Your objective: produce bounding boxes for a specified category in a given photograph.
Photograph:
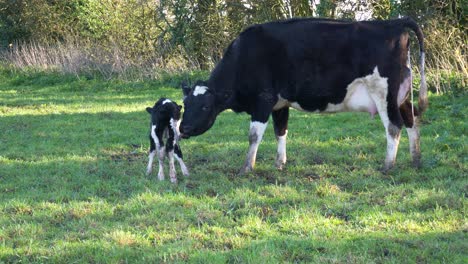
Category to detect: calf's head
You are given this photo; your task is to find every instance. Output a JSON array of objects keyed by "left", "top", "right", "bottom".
[
  {"left": 146, "top": 99, "right": 182, "bottom": 124},
  {"left": 180, "top": 81, "right": 219, "bottom": 138}
]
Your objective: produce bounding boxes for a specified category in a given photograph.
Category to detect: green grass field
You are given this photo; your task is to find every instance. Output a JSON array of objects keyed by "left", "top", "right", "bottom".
[{"left": 0, "top": 69, "right": 466, "bottom": 263}]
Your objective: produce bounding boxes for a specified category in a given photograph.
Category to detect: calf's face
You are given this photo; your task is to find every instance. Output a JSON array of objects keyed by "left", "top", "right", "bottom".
[{"left": 180, "top": 81, "right": 218, "bottom": 138}]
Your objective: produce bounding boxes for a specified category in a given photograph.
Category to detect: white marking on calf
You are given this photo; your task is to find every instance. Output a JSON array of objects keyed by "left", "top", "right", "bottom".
[
  {"left": 175, "top": 154, "right": 189, "bottom": 176},
  {"left": 193, "top": 85, "right": 209, "bottom": 96},
  {"left": 276, "top": 130, "right": 288, "bottom": 170},
  {"left": 148, "top": 124, "right": 166, "bottom": 180},
  {"left": 148, "top": 115, "right": 188, "bottom": 182},
  {"left": 241, "top": 121, "right": 268, "bottom": 173},
  {"left": 162, "top": 99, "right": 172, "bottom": 105},
  {"left": 168, "top": 151, "right": 176, "bottom": 183},
  {"left": 170, "top": 118, "right": 181, "bottom": 142},
  {"left": 157, "top": 145, "right": 166, "bottom": 181},
  {"left": 146, "top": 150, "right": 156, "bottom": 175}
]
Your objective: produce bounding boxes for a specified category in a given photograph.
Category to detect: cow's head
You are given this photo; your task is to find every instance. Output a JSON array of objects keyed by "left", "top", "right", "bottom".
[{"left": 180, "top": 80, "right": 219, "bottom": 138}]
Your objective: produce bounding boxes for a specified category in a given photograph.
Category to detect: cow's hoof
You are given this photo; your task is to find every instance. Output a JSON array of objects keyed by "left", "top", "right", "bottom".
[
  {"left": 380, "top": 164, "right": 393, "bottom": 174},
  {"left": 239, "top": 165, "right": 253, "bottom": 175},
  {"left": 412, "top": 157, "right": 422, "bottom": 169},
  {"left": 275, "top": 160, "right": 286, "bottom": 171}
]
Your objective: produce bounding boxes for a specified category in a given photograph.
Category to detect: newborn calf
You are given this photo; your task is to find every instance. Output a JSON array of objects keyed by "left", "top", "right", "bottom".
[{"left": 146, "top": 98, "right": 189, "bottom": 183}]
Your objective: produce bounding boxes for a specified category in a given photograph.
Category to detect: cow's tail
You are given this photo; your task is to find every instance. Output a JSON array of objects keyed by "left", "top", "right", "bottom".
[{"left": 402, "top": 17, "right": 428, "bottom": 114}]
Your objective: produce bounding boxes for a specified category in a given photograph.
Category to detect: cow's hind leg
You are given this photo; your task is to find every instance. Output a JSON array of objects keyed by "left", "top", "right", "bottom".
[
  {"left": 367, "top": 67, "right": 403, "bottom": 171},
  {"left": 400, "top": 101, "right": 421, "bottom": 168},
  {"left": 174, "top": 144, "right": 189, "bottom": 176},
  {"left": 272, "top": 107, "right": 289, "bottom": 170}
]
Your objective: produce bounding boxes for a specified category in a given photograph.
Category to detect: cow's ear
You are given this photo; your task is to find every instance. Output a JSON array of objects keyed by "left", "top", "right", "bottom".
[
  {"left": 146, "top": 107, "right": 153, "bottom": 114},
  {"left": 177, "top": 105, "right": 182, "bottom": 111},
  {"left": 181, "top": 82, "right": 191, "bottom": 97}
]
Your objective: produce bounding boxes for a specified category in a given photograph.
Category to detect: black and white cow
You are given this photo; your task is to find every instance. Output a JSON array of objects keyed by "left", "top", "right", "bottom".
[
  {"left": 180, "top": 17, "right": 428, "bottom": 173},
  {"left": 146, "top": 98, "right": 189, "bottom": 183}
]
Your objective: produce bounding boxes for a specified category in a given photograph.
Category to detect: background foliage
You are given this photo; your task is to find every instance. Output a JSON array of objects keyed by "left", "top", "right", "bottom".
[{"left": 0, "top": 0, "right": 466, "bottom": 89}]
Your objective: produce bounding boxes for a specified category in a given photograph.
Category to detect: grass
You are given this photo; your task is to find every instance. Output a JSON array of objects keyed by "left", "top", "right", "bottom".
[{"left": 0, "top": 68, "right": 466, "bottom": 263}]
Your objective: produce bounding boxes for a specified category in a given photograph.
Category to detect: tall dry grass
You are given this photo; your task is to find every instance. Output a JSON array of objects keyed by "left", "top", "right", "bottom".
[
  {"left": 0, "top": 38, "right": 198, "bottom": 81},
  {"left": 0, "top": 23, "right": 466, "bottom": 93},
  {"left": 421, "top": 19, "right": 467, "bottom": 93}
]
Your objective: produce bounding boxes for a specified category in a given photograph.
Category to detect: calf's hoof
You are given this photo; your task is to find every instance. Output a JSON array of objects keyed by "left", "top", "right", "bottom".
[{"left": 157, "top": 172, "right": 165, "bottom": 181}]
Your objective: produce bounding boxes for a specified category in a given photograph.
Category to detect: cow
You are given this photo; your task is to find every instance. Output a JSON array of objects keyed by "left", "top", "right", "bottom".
[
  {"left": 146, "top": 98, "right": 189, "bottom": 183},
  {"left": 180, "top": 17, "right": 428, "bottom": 174}
]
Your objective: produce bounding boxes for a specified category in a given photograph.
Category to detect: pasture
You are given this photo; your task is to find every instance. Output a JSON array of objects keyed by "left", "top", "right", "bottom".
[{"left": 0, "top": 69, "right": 466, "bottom": 263}]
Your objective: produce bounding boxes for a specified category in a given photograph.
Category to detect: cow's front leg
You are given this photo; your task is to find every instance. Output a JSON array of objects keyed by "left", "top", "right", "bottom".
[
  {"left": 272, "top": 107, "right": 289, "bottom": 170},
  {"left": 240, "top": 120, "right": 268, "bottom": 174}
]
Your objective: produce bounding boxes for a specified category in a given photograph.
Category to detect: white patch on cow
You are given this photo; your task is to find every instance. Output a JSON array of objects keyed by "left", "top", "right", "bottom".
[
  {"left": 241, "top": 121, "right": 268, "bottom": 173},
  {"left": 276, "top": 130, "right": 288, "bottom": 170},
  {"left": 273, "top": 94, "right": 306, "bottom": 112},
  {"left": 193, "top": 85, "right": 208, "bottom": 96},
  {"left": 320, "top": 67, "right": 388, "bottom": 117},
  {"left": 175, "top": 154, "right": 189, "bottom": 176},
  {"left": 146, "top": 150, "right": 156, "bottom": 175},
  {"left": 290, "top": 102, "right": 306, "bottom": 111},
  {"left": 273, "top": 94, "right": 289, "bottom": 110},
  {"left": 274, "top": 67, "right": 388, "bottom": 116},
  {"left": 398, "top": 74, "right": 411, "bottom": 106},
  {"left": 162, "top": 99, "right": 172, "bottom": 105}
]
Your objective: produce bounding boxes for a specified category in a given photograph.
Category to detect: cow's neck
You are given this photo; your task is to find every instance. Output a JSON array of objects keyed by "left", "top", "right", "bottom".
[{"left": 209, "top": 64, "right": 237, "bottom": 113}]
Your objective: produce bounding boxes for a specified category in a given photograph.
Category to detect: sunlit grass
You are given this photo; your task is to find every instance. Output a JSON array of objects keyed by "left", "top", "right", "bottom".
[{"left": 0, "top": 69, "right": 466, "bottom": 263}]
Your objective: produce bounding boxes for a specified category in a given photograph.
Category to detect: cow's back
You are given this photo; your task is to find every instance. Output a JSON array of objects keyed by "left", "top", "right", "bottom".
[{"left": 231, "top": 18, "right": 410, "bottom": 112}]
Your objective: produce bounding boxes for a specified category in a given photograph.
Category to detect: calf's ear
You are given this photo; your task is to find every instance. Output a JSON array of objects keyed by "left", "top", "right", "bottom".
[{"left": 146, "top": 107, "right": 153, "bottom": 114}]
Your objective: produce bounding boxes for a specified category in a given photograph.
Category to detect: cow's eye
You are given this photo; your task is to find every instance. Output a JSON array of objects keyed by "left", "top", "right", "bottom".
[{"left": 202, "top": 106, "right": 209, "bottom": 111}]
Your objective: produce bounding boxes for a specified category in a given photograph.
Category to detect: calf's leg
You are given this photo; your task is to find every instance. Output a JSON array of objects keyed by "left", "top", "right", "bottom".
[
  {"left": 174, "top": 144, "right": 189, "bottom": 176},
  {"left": 146, "top": 135, "right": 156, "bottom": 175},
  {"left": 157, "top": 146, "right": 166, "bottom": 180}
]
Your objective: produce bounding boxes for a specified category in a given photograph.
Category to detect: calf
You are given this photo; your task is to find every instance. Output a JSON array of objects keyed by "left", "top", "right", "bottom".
[
  {"left": 180, "top": 17, "right": 428, "bottom": 173},
  {"left": 146, "top": 98, "right": 189, "bottom": 183}
]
